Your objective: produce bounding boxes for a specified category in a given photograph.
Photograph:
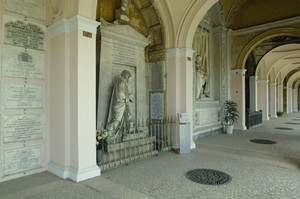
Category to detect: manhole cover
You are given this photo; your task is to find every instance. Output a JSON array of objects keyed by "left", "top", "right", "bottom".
[
  {"left": 250, "top": 139, "right": 276, "bottom": 144},
  {"left": 274, "top": 127, "right": 293, "bottom": 130},
  {"left": 285, "top": 122, "right": 300, "bottom": 125},
  {"left": 185, "top": 169, "right": 231, "bottom": 185}
]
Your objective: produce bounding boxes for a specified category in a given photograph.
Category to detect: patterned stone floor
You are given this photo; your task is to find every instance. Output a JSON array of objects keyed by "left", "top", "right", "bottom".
[{"left": 1, "top": 112, "right": 300, "bottom": 199}]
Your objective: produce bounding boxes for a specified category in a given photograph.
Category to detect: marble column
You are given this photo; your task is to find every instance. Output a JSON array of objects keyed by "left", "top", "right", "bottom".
[
  {"left": 287, "top": 87, "right": 293, "bottom": 114},
  {"left": 249, "top": 76, "right": 257, "bottom": 112},
  {"left": 166, "top": 48, "right": 195, "bottom": 150},
  {"left": 277, "top": 84, "right": 283, "bottom": 112},
  {"left": 293, "top": 88, "right": 298, "bottom": 112},
  {"left": 231, "top": 69, "right": 247, "bottom": 130},
  {"left": 270, "top": 82, "right": 277, "bottom": 118},
  {"left": 48, "top": 16, "right": 100, "bottom": 182},
  {"left": 257, "top": 80, "right": 269, "bottom": 120}
]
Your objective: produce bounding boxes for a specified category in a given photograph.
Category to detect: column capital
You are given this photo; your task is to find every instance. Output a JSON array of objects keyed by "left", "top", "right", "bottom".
[
  {"left": 231, "top": 69, "right": 247, "bottom": 75},
  {"left": 278, "top": 84, "right": 283, "bottom": 88},
  {"left": 49, "top": 15, "right": 100, "bottom": 38},
  {"left": 270, "top": 82, "right": 277, "bottom": 86},
  {"left": 250, "top": 75, "right": 258, "bottom": 80},
  {"left": 293, "top": 88, "right": 298, "bottom": 91},
  {"left": 257, "top": 79, "right": 269, "bottom": 84},
  {"left": 167, "top": 48, "right": 194, "bottom": 58}
]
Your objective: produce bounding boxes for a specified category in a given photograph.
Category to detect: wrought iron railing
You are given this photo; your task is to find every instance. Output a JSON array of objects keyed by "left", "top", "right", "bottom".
[
  {"left": 96, "top": 117, "right": 175, "bottom": 171},
  {"left": 246, "top": 110, "right": 262, "bottom": 129}
]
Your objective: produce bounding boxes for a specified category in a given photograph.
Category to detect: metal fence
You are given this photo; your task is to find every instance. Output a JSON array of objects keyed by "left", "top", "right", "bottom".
[{"left": 96, "top": 117, "right": 175, "bottom": 171}]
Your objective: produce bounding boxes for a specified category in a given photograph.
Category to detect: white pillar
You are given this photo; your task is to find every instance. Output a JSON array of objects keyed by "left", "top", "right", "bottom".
[
  {"left": 270, "top": 82, "right": 277, "bottom": 118},
  {"left": 293, "top": 88, "right": 298, "bottom": 112},
  {"left": 231, "top": 69, "right": 247, "bottom": 130},
  {"left": 287, "top": 87, "right": 293, "bottom": 114},
  {"left": 166, "top": 48, "right": 195, "bottom": 150},
  {"left": 48, "top": 16, "right": 100, "bottom": 182},
  {"left": 277, "top": 84, "right": 283, "bottom": 112},
  {"left": 257, "top": 80, "right": 269, "bottom": 120},
  {"left": 249, "top": 76, "right": 257, "bottom": 112}
]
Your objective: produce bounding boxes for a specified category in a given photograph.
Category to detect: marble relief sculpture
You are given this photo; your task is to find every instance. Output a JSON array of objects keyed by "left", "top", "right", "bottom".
[
  {"left": 195, "top": 55, "right": 209, "bottom": 99},
  {"left": 105, "top": 70, "right": 133, "bottom": 140}
]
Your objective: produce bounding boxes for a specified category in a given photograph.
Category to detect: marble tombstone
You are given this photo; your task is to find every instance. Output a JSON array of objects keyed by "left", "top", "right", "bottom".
[{"left": 97, "top": 18, "right": 150, "bottom": 134}]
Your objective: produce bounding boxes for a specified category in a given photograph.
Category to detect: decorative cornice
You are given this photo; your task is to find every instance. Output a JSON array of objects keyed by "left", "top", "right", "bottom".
[
  {"left": 231, "top": 69, "right": 247, "bottom": 75},
  {"left": 257, "top": 80, "right": 269, "bottom": 83},
  {"left": 49, "top": 15, "right": 100, "bottom": 38},
  {"left": 231, "top": 15, "right": 300, "bottom": 36},
  {"left": 167, "top": 48, "right": 195, "bottom": 58},
  {"left": 99, "top": 18, "right": 149, "bottom": 47}
]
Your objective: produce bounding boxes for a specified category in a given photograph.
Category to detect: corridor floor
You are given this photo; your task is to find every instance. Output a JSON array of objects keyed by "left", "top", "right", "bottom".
[{"left": 1, "top": 112, "right": 300, "bottom": 199}]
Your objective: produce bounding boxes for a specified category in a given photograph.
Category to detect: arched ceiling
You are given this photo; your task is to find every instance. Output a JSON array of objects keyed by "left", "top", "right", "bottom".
[
  {"left": 223, "top": 0, "right": 300, "bottom": 30},
  {"left": 256, "top": 44, "right": 300, "bottom": 86}
]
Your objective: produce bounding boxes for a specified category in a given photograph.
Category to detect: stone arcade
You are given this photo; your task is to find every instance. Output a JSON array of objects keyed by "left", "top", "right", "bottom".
[{"left": 0, "top": 0, "right": 299, "bottom": 184}]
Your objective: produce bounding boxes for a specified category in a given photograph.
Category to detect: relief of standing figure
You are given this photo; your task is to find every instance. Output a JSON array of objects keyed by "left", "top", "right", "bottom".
[
  {"left": 195, "top": 55, "right": 209, "bottom": 99},
  {"left": 106, "top": 70, "right": 133, "bottom": 141}
]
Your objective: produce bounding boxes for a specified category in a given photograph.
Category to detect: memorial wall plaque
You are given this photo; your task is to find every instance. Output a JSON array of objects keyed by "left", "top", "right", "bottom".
[
  {"left": 2, "top": 48, "right": 45, "bottom": 79},
  {"left": 3, "top": 15, "right": 46, "bottom": 51},
  {"left": 2, "top": 81, "right": 45, "bottom": 109},
  {"left": 112, "top": 43, "right": 137, "bottom": 66},
  {"left": 3, "top": 0, "right": 46, "bottom": 21},
  {"left": 3, "top": 144, "right": 43, "bottom": 176},
  {"left": 150, "top": 92, "right": 164, "bottom": 120},
  {"left": 2, "top": 113, "right": 44, "bottom": 143}
]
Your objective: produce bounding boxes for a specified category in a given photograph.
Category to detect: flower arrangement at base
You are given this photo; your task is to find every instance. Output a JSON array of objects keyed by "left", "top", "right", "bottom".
[{"left": 96, "top": 131, "right": 108, "bottom": 151}]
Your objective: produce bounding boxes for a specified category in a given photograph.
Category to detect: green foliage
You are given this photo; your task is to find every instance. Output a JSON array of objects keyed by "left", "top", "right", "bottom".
[
  {"left": 277, "top": 111, "right": 284, "bottom": 117},
  {"left": 223, "top": 100, "right": 239, "bottom": 125}
]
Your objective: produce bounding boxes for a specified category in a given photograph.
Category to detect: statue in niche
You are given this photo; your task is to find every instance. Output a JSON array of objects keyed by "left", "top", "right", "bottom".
[
  {"left": 105, "top": 70, "right": 133, "bottom": 141},
  {"left": 195, "top": 55, "right": 209, "bottom": 99},
  {"left": 114, "top": 0, "right": 130, "bottom": 25}
]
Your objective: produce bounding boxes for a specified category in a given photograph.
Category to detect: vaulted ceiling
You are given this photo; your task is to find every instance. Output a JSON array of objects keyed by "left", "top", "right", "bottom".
[{"left": 222, "top": 0, "right": 300, "bottom": 30}]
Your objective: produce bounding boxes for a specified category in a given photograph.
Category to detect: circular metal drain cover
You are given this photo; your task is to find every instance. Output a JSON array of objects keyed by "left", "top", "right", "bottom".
[
  {"left": 185, "top": 169, "right": 231, "bottom": 185},
  {"left": 285, "top": 122, "right": 300, "bottom": 125},
  {"left": 274, "top": 127, "right": 293, "bottom": 130},
  {"left": 250, "top": 139, "right": 276, "bottom": 144}
]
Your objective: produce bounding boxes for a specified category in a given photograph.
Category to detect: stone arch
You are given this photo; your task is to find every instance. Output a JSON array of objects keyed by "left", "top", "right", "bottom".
[
  {"left": 256, "top": 44, "right": 300, "bottom": 81},
  {"left": 276, "top": 62, "right": 300, "bottom": 85},
  {"left": 294, "top": 79, "right": 300, "bottom": 88},
  {"left": 236, "top": 27, "right": 300, "bottom": 69},
  {"left": 287, "top": 72, "right": 300, "bottom": 88}
]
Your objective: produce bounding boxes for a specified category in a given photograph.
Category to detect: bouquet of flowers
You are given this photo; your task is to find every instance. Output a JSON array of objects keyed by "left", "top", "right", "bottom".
[{"left": 96, "top": 131, "right": 108, "bottom": 151}]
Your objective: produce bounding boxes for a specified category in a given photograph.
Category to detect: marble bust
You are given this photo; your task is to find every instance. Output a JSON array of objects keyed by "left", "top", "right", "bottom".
[{"left": 114, "top": 0, "right": 130, "bottom": 25}]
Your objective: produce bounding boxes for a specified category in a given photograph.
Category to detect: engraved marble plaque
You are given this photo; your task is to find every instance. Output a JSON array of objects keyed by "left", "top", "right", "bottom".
[
  {"left": 2, "top": 81, "right": 45, "bottom": 109},
  {"left": 150, "top": 92, "right": 164, "bottom": 120},
  {"left": 3, "top": 144, "right": 43, "bottom": 176},
  {"left": 2, "top": 48, "right": 45, "bottom": 79},
  {"left": 3, "top": 0, "right": 46, "bottom": 21},
  {"left": 112, "top": 43, "right": 137, "bottom": 66},
  {"left": 2, "top": 113, "right": 44, "bottom": 143},
  {"left": 3, "top": 15, "right": 46, "bottom": 50}
]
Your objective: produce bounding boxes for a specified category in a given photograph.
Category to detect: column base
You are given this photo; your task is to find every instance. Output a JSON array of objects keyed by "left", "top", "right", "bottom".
[
  {"left": 48, "top": 161, "right": 101, "bottom": 182},
  {"left": 271, "top": 115, "right": 277, "bottom": 118},
  {"left": 191, "top": 141, "right": 196, "bottom": 149},
  {"left": 234, "top": 125, "right": 247, "bottom": 130}
]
